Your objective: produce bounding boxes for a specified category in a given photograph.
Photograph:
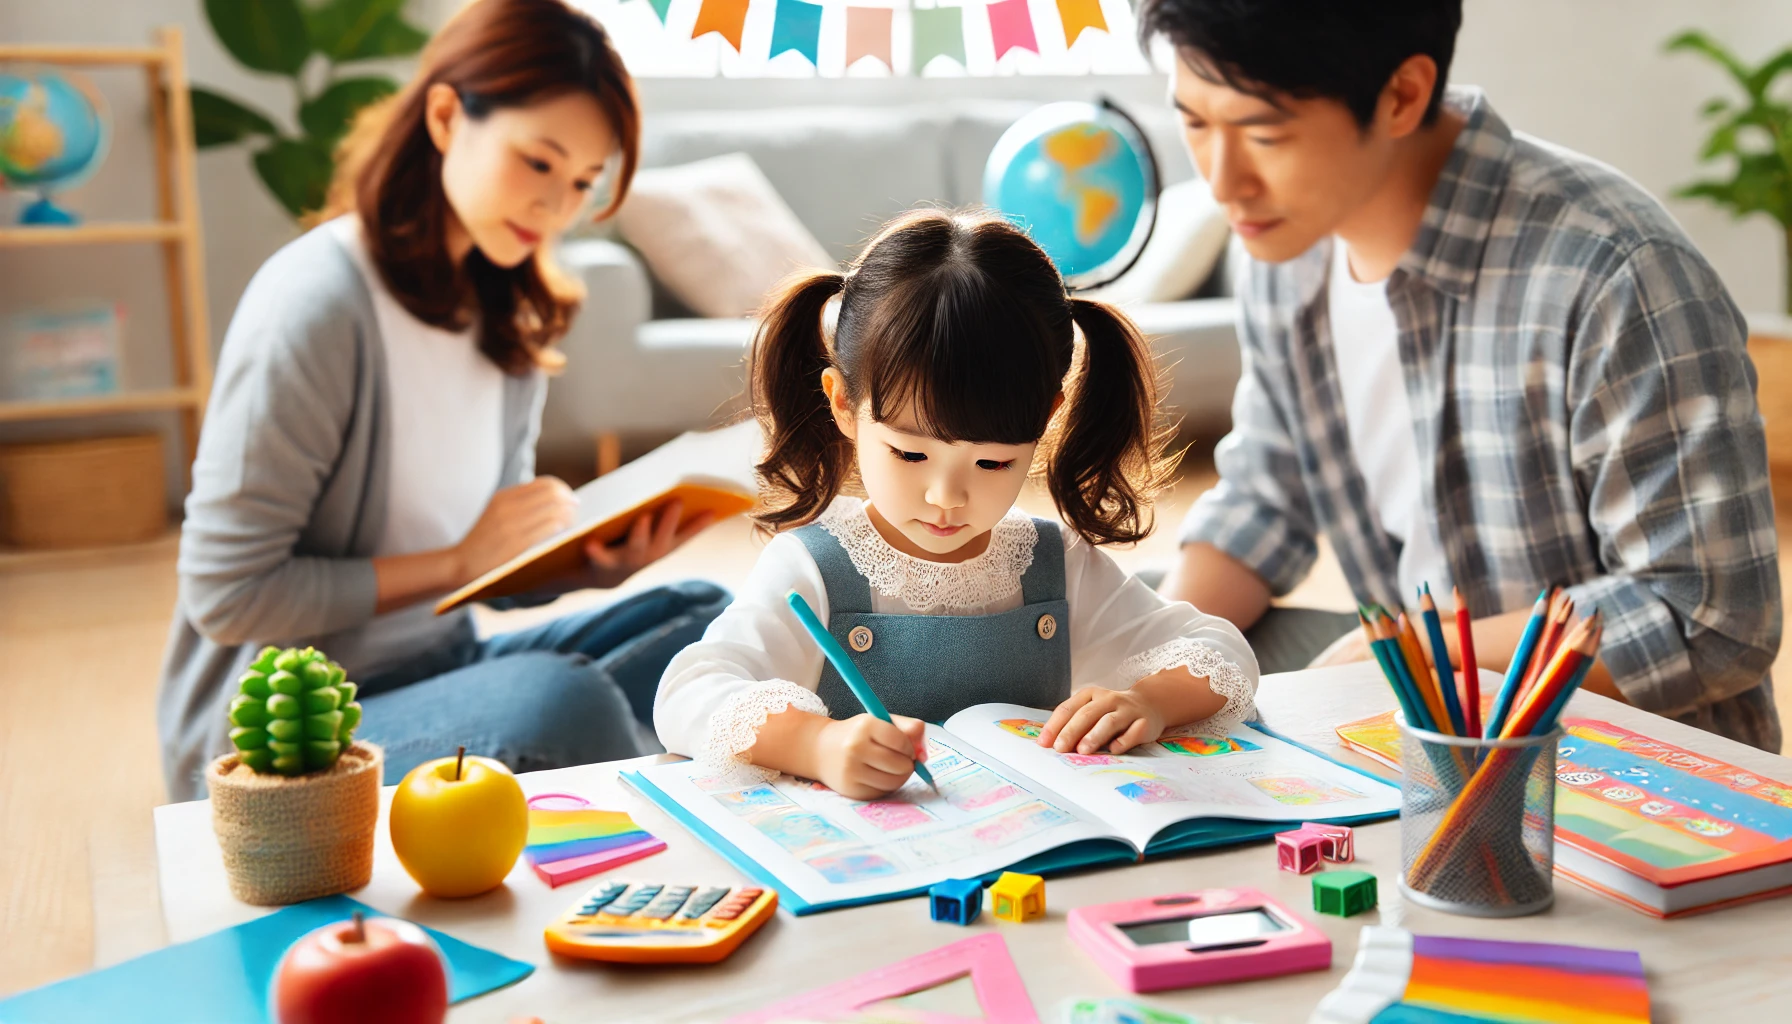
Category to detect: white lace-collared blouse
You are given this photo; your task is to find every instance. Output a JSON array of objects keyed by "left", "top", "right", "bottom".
[{"left": 653, "top": 497, "right": 1261, "bottom": 780}]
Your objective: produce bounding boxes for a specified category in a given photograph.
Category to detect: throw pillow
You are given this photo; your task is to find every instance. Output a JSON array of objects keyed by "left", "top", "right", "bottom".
[
  {"left": 615, "top": 152, "right": 834, "bottom": 319},
  {"left": 1085, "top": 176, "right": 1230, "bottom": 305}
]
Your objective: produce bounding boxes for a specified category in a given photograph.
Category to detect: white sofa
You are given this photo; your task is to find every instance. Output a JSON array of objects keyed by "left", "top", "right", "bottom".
[{"left": 538, "top": 100, "right": 1241, "bottom": 468}]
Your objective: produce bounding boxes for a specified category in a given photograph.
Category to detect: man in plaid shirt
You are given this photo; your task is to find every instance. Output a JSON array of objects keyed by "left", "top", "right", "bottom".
[{"left": 1142, "top": 0, "right": 1781, "bottom": 750}]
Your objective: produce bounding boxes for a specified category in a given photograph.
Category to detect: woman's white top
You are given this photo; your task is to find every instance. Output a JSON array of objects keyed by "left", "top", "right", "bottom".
[
  {"left": 654, "top": 497, "right": 1260, "bottom": 780},
  {"left": 1327, "top": 238, "right": 1452, "bottom": 599},
  {"left": 328, "top": 215, "right": 505, "bottom": 669}
]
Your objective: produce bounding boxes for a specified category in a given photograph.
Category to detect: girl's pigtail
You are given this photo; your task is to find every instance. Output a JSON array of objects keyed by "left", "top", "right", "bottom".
[
  {"left": 1053, "top": 297, "right": 1180, "bottom": 545},
  {"left": 749, "top": 269, "right": 850, "bottom": 531}
]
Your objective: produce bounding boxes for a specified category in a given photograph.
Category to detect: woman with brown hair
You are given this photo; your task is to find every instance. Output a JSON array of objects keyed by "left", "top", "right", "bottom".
[{"left": 157, "top": 0, "right": 725, "bottom": 801}]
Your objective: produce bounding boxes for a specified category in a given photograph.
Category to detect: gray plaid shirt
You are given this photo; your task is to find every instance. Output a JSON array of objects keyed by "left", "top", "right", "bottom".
[{"left": 1179, "top": 87, "right": 1782, "bottom": 751}]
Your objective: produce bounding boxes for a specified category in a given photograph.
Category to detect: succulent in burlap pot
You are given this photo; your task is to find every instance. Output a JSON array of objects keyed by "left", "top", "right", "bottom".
[{"left": 207, "top": 645, "right": 381, "bottom": 905}]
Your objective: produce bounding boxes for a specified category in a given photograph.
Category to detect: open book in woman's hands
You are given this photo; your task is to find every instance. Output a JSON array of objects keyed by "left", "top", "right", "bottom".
[{"left": 434, "top": 420, "right": 760, "bottom": 613}]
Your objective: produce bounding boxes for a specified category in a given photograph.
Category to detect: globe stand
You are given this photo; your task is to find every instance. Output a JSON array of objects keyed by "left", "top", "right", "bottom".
[{"left": 19, "top": 195, "right": 79, "bottom": 226}]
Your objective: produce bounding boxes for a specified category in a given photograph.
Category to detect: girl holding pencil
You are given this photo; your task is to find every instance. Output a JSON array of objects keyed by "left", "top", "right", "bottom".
[{"left": 653, "top": 210, "right": 1258, "bottom": 799}]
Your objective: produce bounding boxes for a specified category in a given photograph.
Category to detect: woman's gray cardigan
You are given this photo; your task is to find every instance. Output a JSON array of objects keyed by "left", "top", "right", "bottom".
[{"left": 157, "top": 226, "right": 545, "bottom": 802}]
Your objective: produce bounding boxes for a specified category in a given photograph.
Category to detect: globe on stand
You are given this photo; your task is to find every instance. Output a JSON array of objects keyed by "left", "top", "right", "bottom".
[
  {"left": 983, "top": 98, "right": 1159, "bottom": 291},
  {"left": 0, "top": 69, "right": 111, "bottom": 226}
]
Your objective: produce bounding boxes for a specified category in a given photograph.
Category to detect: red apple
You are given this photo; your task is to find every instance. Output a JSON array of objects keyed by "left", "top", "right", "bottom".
[{"left": 273, "top": 911, "right": 449, "bottom": 1024}]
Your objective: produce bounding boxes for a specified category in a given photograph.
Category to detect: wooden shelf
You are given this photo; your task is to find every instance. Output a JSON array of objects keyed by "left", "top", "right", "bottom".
[
  {"left": 0, "top": 222, "right": 185, "bottom": 248},
  {"left": 0, "top": 389, "right": 202, "bottom": 423},
  {"left": 0, "top": 45, "right": 165, "bottom": 66}
]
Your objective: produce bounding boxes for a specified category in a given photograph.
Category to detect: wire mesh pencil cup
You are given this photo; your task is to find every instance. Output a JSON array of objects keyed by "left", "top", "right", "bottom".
[{"left": 1396, "top": 716, "right": 1559, "bottom": 917}]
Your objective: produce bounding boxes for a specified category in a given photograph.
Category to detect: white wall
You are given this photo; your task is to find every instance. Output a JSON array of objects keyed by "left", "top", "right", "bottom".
[{"left": 2, "top": 0, "right": 1789, "bottom": 504}]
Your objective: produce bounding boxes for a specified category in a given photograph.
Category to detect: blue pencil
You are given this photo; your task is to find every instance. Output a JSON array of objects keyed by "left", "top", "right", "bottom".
[
  {"left": 1419, "top": 585, "right": 1468, "bottom": 736},
  {"left": 785, "top": 591, "right": 938, "bottom": 792},
  {"left": 1537, "top": 616, "right": 1603, "bottom": 733},
  {"left": 1485, "top": 589, "right": 1550, "bottom": 738}
]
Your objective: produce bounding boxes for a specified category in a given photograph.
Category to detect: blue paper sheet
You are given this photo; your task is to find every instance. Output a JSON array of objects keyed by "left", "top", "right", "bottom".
[{"left": 0, "top": 895, "right": 533, "bottom": 1024}]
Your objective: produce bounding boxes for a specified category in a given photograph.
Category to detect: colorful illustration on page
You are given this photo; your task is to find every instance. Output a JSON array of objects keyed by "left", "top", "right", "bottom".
[
  {"left": 971, "top": 800, "right": 1075, "bottom": 846},
  {"left": 713, "top": 784, "right": 795, "bottom": 816},
  {"left": 1249, "top": 774, "right": 1364, "bottom": 806},
  {"left": 1060, "top": 752, "right": 1125, "bottom": 767},
  {"left": 854, "top": 800, "right": 937, "bottom": 832},
  {"left": 1116, "top": 778, "right": 1189, "bottom": 804},
  {"left": 806, "top": 849, "right": 900, "bottom": 883},
  {"left": 997, "top": 719, "right": 1046, "bottom": 740},
  {"left": 940, "top": 766, "right": 1024, "bottom": 811},
  {"left": 1157, "top": 735, "right": 1260, "bottom": 758},
  {"left": 754, "top": 811, "right": 856, "bottom": 856}
]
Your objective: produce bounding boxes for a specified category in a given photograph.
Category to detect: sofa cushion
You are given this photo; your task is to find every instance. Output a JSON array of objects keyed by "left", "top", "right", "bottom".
[
  {"left": 640, "top": 107, "right": 955, "bottom": 262},
  {"left": 615, "top": 152, "right": 834, "bottom": 319}
]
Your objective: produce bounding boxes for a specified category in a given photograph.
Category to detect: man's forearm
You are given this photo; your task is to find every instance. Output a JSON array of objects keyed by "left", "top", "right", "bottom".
[
  {"left": 1159, "top": 542, "right": 1273, "bottom": 632},
  {"left": 1435, "top": 606, "right": 1623, "bottom": 704}
]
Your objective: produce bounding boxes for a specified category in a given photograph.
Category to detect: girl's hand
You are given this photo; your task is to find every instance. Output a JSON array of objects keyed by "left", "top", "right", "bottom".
[
  {"left": 1039, "top": 687, "right": 1166, "bottom": 755},
  {"left": 453, "top": 477, "right": 578, "bottom": 582},
  {"left": 583, "top": 499, "right": 715, "bottom": 589},
  {"left": 814, "top": 713, "right": 928, "bottom": 800}
]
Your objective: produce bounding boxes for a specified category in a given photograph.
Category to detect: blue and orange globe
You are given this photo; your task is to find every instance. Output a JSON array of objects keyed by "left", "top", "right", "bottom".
[
  {"left": 0, "top": 69, "right": 109, "bottom": 225},
  {"left": 983, "top": 100, "right": 1158, "bottom": 289}
]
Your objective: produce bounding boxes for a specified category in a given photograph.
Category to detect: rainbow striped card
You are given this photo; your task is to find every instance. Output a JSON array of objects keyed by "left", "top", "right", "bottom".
[
  {"left": 1314, "top": 926, "right": 1649, "bottom": 1023},
  {"left": 526, "top": 795, "right": 666, "bottom": 887}
]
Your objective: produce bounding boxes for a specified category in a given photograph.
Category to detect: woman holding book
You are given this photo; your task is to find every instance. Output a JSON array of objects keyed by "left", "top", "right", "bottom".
[{"left": 157, "top": 0, "right": 725, "bottom": 801}]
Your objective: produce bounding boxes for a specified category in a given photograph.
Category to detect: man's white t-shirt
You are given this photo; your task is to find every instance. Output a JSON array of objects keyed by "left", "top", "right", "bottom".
[
  {"left": 1327, "top": 239, "right": 1452, "bottom": 600},
  {"left": 328, "top": 215, "right": 505, "bottom": 668}
]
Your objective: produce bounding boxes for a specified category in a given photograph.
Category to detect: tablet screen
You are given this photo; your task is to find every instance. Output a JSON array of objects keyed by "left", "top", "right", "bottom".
[{"left": 1117, "top": 908, "right": 1287, "bottom": 948}]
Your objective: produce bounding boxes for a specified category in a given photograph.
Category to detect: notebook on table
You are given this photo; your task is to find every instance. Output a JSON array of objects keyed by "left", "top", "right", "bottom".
[
  {"left": 435, "top": 420, "right": 759, "bottom": 613},
  {"left": 624, "top": 701, "right": 1401, "bottom": 915},
  {"left": 1336, "top": 711, "right": 1792, "bottom": 916}
]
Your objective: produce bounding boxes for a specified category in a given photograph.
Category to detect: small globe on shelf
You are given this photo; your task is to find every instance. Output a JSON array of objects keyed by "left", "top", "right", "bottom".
[
  {"left": 983, "top": 98, "right": 1160, "bottom": 291},
  {"left": 0, "top": 68, "right": 110, "bottom": 226}
]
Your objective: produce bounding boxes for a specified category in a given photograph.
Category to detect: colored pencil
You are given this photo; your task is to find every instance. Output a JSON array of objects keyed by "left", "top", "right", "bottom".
[
  {"left": 1420, "top": 585, "right": 1467, "bottom": 736},
  {"left": 1454, "top": 585, "right": 1481, "bottom": 737},
  {"left": 1376, "top": 610, "right": 1442, "bottom": 733},
  {"left": 1537, "top": 638, "right": 1600, "bottom": 732},
  {"left": 1396, "top": 611, "right": 1454, "bottom": 735},
  {"left": 786, "top": 591, "right": 938, "bottom": 792},
  {"left": 1366, "top": 615, "right": 1431, "bottom": 732},
  {"left": 1506, "top": 614, "right": 1601, "bottom": 739},
  {"left": 1521, "top": 592, "right": 1573, "bottom": 697},
  {"left": 1361, "top": 612, "right": 1424, "bottom": 729},
  {"left": 1485, "top": 589, "right": 1550, "bottom": 737}
]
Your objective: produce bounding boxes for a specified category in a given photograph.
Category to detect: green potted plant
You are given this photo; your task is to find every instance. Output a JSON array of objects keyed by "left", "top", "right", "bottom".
[
  {"left": 189, "top": 0, "right": 431, "bottom": 218},
  {"left": 206, "top": 645, "right": 382, "bottom": 906},
  {"left": 1664, "top": 30, "right": 1792, "bottom": 316}
]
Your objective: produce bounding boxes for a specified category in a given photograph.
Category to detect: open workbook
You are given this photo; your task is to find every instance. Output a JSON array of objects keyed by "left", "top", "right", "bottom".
[
  {"left": 436, "top": 421, "right": 760, "bottom": 613},
  {"left": 624, "top": 702, "right": 1400, "bottom": 914}
]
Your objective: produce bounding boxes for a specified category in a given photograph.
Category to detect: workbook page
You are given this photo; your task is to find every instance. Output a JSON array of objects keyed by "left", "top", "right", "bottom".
[
  {"left": 632, "top": 725, "right": 1121, "bottom": 908},
  {"left": 944, "top": 703, "right": 1402, "bottom": 851}
]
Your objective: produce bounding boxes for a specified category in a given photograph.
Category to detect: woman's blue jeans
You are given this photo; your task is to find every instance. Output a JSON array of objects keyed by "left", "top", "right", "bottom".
[{"left": 355, "top": 580, "right": 728, "bottom": 783}]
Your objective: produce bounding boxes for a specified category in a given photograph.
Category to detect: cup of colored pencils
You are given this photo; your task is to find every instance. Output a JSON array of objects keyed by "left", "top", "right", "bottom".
[{"left": 1357, "top": 585, "right": 1603, "bottom": 918}]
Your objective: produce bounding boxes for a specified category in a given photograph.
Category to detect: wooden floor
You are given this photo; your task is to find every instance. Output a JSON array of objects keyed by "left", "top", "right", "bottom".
[{"left": 2, "top": 460, "right": 1788, "bottom": 997}]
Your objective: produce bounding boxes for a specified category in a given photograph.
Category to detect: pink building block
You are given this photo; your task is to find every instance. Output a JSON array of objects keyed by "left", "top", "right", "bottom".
[
  {"left": 1275, "top": 829, "right": 1325, "bottom": 874},
  {"left": 1300, "top": 822, "right": 1355, "bottom": 863}
]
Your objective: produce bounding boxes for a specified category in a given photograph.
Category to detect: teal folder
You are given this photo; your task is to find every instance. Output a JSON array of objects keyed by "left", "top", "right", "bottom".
[{"left": 0, "top": 895, "right": 532, "bottom": 1024}]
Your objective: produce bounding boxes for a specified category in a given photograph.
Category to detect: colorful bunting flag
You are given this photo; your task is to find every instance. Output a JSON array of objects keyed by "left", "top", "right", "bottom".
[
  {"left": 987, "top": 0, "right": 1039, "bottom": 61},
  {"left": 641, "top": 0, "right": 673, "bottom": 25},
  {"left": 1055, "top": 0, "right": 1107, "bottom": 48},
  {"left": 769, "top": 0, "right": 825, "bottom": 65},
  {"left": 691, "top": 0, "right": 751, "bottom": 52},
  {"left": 910, "top": 6, "right": 966, "bottom": 73},
  {"left": 844, "top": 6, "right": 894, "bottom": 71}
]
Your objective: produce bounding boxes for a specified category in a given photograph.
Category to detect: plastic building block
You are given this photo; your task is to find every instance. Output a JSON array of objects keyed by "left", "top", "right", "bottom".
[
  {"left": 1312, "top": 869, "right": 1378, "bottom": 917},
  {"left": 989, "top": 871, "right": 1045, "bottom": 922},
  {"left": 1276, "top": 829, "right": 1326, "bottom": 874},
  {"left": 929, "top": 878, "right": 984, "bottom": 925},
  {"left": 1300, "top": 822, "right": 1355, "bottom": 862}
]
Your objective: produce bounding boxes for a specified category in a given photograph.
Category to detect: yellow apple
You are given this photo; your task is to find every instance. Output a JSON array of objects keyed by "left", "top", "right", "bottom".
[{"left": 389, "top": 751, "right": 527, "bottom": 898}]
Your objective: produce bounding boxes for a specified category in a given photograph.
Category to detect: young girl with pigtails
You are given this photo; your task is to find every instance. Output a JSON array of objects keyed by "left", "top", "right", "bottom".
[{"left": 653, "top": 209, "right": 1258, "bottom": 799}]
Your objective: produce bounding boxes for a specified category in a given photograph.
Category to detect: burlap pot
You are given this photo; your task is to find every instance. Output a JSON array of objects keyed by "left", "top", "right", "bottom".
[{"left": 207, "top": 741, "right": 384, "bottom": 906}]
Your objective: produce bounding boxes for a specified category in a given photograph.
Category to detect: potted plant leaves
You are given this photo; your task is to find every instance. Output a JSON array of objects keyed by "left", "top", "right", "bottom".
[{"left": 206, "top": 645, "right": 382, "bottom": 905}]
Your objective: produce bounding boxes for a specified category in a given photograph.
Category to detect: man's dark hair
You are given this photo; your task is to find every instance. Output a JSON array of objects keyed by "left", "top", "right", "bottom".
[{"left": 1138, "top": 0, "right": 1463, "bottom": 129}]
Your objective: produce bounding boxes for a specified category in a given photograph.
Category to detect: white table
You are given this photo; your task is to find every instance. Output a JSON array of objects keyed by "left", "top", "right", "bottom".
[{"left": 155, "top": 664, "right": 1792, "bottom": 1022}]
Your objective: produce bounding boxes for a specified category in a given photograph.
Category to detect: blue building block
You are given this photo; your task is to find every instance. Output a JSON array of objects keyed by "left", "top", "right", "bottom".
[{"left": 929, "top": 878, "right": 984, "bottom": 925}]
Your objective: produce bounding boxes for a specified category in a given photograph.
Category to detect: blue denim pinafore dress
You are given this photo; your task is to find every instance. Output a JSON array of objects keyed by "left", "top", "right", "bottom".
[{"left": 792, "top": 517, "right": 1071, "bottom": 724}]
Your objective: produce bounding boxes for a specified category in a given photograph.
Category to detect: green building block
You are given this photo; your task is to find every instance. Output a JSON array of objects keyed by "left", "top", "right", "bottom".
[{"left": 1312, "top": 869, "right": 1378, "bottom": 917}]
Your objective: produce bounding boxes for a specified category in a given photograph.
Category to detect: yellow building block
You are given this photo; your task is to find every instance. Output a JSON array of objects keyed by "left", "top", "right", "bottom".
[{"left": 989, "top": 871, "right": 1045, "bottom": 922}]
